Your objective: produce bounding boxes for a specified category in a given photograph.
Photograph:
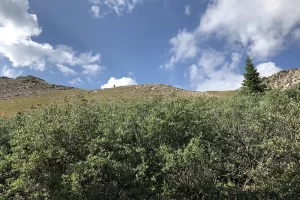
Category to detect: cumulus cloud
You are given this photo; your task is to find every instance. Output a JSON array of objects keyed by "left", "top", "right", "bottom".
[
  {"left": 90, "top": 5, "right": 100, "bottom": 18},
  {"left": 161, "top": 29, "right": 199, "bottom": 69},
  {"left": 69, "top": 77, "right": 83, "bottom": 85},
  {"left": 82, "top": 64, "right": 105, "bottom": 76},
  {"left": 57, "top": 64, "right": 78, "bottom": 76},
  {"left": 1, "top": 65, "right": 22, "bottom": 78},
  {"left": 256, "top": 62, "right": 282, "bottom": 77},
  {"left": 189, "top": 50, "right": 243, "bottom": 91},
  {"left": 199, "top": 0, "right": 300, "bottom": 60},
  {"left": 185, "top": 5, "right": 191, "bottom": 16},
  {"left": 195, "top": 69, "right": 244, "bottom": 91},
  {"left": 198, "top": 49, "right": 225, "bottom": 73},
  {"left": 164, "top": 0, "right": 300, "bottom": 69},
  {"left": 89, "top": 0, "right": 144, "bottom": 16},
  {"left": 101, "top": 77, "right": 137, "bottom": 89},
  {"left": 0, "top": 0, "right": 101, "bottom": 72},
  {"left": 162, "top": 0, "right": 300, "bottom": 91}
]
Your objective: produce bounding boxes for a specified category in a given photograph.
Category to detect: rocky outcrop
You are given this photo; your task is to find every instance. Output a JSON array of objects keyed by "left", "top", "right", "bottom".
[
  {"left": 265, "top": 68, "right": 300, "bottom": 89},
  {"left": 133, "top": 84, "right": 185, "bottom": 94},
  {"left": 0, "top": 75, "right": 74, "bottom": 100},
  {"left": 97, "top": 84, "right": 204, "bottom": 97}
]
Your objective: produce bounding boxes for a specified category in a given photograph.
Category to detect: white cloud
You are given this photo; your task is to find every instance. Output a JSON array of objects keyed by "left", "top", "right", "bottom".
[
  {"left": 198, "top": 49, "right": 225, "bottom": 73},
  {"left": 163, "top": 0, "right": 300, "bottom": 67},
  {"left": 185, "top": 5, "right": 191, "bottom": 16},
  {"left": 189, "top": 50, "right": 244, "bottom": 91},
  {"left": 227, "top": 52, "right": 241, "bottom": 70},
  {"left": 101, "top": 77, "right": 137, "bottom": 89},
  {"left": 161, "top": 29, "right": 199, "bottom": 69},
  {"left": 89, "top": 0, "right": 144, "bottom": 16},
  {"left": 1, "top": 65, "right": 22, "bottom": 78},
  {"left": 292, "top": 29, "right": 300, "bottom": 40},
  {"left": 199, "top": 0, "right": 300, "bottom": 60},
  {"left": 69, "top": 77, "right": 83, "bottom": 85},
  {"left": 91, "top": 5, "right": 100, "bottom": 18},
  {"left": 57, "top": 64, "right": 78, "bottom": 76},
  {"left": 162, "top": 0, "right": 300, "bottom": 91},
  {"left": 196, "top": 69, "right": 244, "bottom": 91},
  {"left": 189, "top": 64, "right": 202, "bottom": 88},
  {"left": 82, "top": 64, "right": 105, "bottom": 75},
  {"left": 189, "top": 64, "right": 243, "bottom": 91},
  {"left": 0, "top": 0, "right": 101, "bottom": 71},
  {"left": 89, "top": 0, "right": 101, "bottom": 3},
  {"left": 256, "top": 62, "right": 282, "bottom": 77}
]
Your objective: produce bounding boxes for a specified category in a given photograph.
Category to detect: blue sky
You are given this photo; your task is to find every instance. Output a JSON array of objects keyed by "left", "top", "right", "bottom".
[{"left": 1, "top": 0, "right": 300, "bottom": 91}]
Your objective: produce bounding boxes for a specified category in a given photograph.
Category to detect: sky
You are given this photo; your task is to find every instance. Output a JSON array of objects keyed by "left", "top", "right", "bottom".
[{"left": 0, "top": 0, "right": 300, "bottom": 91}]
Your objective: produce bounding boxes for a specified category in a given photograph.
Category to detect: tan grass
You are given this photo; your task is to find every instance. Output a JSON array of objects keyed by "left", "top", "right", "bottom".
[{"left": 0, "top": 85, "right": 236, "bottom": 117}]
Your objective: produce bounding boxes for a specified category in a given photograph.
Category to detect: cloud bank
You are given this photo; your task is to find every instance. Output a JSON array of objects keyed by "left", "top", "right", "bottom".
[
  {"left": 101, "top": 77, "right": 137, "bottom": 89},
  {"left": 0, "top": 0, "right": 102, "bottom": 75},
  {"left": 162, "top": 0, "right": 298, "bottom": 91}
]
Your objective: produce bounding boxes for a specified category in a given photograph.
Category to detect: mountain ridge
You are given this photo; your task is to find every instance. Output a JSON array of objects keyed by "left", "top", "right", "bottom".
[
  {"left": 1, "top": 67, "right": 300, "bottom": 100},
  {"left": 264, "top": 68, "right": 300, "bottom": 89},
  {"left": 0, "top": 75, "right": 75, "bottom": 100}
]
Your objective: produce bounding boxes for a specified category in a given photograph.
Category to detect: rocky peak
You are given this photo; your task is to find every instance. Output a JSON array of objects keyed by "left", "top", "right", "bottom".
[
  {"left": 265, "top": 68, "right": 300, "bottom": 89},
  {"left": 0, "top": 75, "right": 74, "bottom": 100}
]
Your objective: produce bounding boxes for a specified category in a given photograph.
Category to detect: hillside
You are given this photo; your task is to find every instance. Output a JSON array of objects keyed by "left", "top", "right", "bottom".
[
  {"left": 264, "top": 68, "right": 300, "bottom": 89},
  {"left": 0, "top": 76, "right": 208, "bottom": 117},
  {"left": 2, "top": 67, "right": 300, "bottom": 117},
  {"left": 0, "top": 75, "right": 75, "bottom": 100}
]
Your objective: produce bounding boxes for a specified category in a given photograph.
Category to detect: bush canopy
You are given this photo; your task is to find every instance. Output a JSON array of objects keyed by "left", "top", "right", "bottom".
[{"left": 1, "top": 88, "right": 300, "bottom": 199}]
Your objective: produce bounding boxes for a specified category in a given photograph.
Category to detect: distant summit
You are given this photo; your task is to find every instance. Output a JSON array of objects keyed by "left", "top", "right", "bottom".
[
  {"left": 2, "top": 68, "right": 300, "bottom": 101},
  {"left": 0, "top": 75, "right": 74, "bottom": 99}
]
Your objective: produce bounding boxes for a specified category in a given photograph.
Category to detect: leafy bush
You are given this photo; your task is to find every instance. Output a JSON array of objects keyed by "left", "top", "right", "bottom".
[{"left": 1, "top": 89, "right": 300, "bottom": 199}]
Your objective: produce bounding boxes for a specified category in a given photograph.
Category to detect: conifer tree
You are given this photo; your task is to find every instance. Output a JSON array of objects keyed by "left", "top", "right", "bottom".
[{"left": 241, "top": 56, "right": 265, "bottom": 93}]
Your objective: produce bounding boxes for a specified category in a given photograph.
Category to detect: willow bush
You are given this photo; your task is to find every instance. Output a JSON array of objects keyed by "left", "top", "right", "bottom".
[{"left": 1, "top": 88, "right": 300, "bottom": 199}]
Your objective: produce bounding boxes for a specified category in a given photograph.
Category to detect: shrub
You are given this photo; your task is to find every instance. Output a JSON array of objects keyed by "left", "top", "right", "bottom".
[{"left": 1, "top": 90, "right": 300, "bottom": 199}]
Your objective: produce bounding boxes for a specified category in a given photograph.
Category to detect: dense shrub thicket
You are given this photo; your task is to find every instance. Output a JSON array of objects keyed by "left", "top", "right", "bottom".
[{"left": 1, "top": 88, "right": 300, "bottom": 199}]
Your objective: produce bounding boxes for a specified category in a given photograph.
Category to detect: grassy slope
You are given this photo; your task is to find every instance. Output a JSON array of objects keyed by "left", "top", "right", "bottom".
[{"left": 0, "top": 85, "right": 236, "bottom": 117}]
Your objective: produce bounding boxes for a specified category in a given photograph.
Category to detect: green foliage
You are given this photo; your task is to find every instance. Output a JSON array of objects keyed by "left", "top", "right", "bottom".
[
  {"left": 241, "top": 56, "right": 265, "bottom": 93},
  {"left": 285, "top": 84, "right": 300, "bottom": 101},
  {"left": 1, "top": 89, "right": 300, "bottom": 199}
]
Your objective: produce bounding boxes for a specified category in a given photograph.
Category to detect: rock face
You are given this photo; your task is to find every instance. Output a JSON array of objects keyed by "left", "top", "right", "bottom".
[
  {"left": 0, "top": 75, "right": 74, "bottom": 99},
  {"left": 265, "top": 68, "right": 300, "bottom": 89}
]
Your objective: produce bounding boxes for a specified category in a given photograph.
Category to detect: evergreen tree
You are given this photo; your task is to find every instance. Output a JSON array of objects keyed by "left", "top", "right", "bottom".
[{"left": 241, "top": 56, "right": 265, "bottom": 93}]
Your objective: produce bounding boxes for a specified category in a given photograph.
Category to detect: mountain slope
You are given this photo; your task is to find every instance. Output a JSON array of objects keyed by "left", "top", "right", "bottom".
[
  {"left": 0, "top": 75, "right": 74, "bottom": 99},
  {"left": 0, "top": 76, "right": 230, "bottom": 117},
  {"left": 264, "top": 68, "right": 300, "bottom": 89}
]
